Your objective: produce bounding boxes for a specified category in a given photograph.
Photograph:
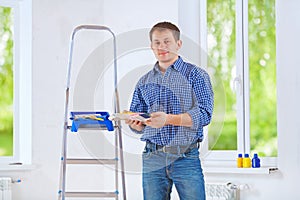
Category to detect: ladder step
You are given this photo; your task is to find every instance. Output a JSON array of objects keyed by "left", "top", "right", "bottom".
[
  {"left": 65, "top": 191, "right": 118, "bottom": 198},
  {"left": 66, "top": 158, "right": 117, "bottom": 165},
  {"left": 67, "top": 125, "right": 108, "bottom": 131},
  {"left": 67, "top": 125, "right": 119, "bottom": 131}
]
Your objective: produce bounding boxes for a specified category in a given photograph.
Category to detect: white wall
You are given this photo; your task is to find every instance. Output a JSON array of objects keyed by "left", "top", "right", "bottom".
[{"left": 0, "top": 0, "right": 299, "bottom": 199}]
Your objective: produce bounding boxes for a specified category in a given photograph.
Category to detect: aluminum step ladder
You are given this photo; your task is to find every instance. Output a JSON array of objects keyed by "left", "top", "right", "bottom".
[{"left": 58, "top": 25, "right": 126, "bottom": 200}]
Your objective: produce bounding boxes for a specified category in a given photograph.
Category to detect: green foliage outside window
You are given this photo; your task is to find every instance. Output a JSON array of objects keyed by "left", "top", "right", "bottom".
[
  {"left": 207, "top": 0, "right": 237, "bottom": 151},
  {"left": 248, "top": 0, "right": 277, "bottom": 156},
  {"left": 0, "top": 6, "right": 13, "bottom": 156}
]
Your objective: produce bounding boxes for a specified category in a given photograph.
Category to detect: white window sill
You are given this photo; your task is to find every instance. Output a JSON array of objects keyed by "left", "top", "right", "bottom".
[
  {"left": 202, "top": 156, "right": 278, "bottom": 175},
  {"left": 203, "top": 166, "right": 278, "bottom": 174},
  {"left": 0, "top": 164, "right": 36, "bottom": 171}
]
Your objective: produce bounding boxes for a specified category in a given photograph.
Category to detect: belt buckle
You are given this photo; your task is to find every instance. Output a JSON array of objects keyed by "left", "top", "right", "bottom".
[{"left": 162, "top": 146, "right": 176, "bottom": 154}]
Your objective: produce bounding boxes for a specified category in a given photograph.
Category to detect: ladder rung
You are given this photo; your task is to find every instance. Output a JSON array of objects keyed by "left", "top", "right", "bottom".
[
  {"left": 66, "top": 158, "right": 117, "bottom": 165},
  {"left": 65, "top": 191, "right": 118, "bottom": 198}
]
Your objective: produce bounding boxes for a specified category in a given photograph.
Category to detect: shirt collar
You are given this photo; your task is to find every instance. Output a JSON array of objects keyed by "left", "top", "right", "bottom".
[{"left": 153, "top": 56, "right": 184, "bottom": 73}]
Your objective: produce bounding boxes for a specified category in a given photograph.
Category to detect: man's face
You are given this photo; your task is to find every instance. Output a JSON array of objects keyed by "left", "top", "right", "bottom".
[{"left": 150, "top": 29, "right": 182, "bottom": 65}]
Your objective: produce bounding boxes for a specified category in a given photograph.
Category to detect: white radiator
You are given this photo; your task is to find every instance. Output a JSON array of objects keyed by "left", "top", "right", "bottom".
[
  {"left": 0, "top": 178, "right": 12, "bottom": 200},
  {"left": 206, "top": 182, "right": 239, "bottom": 200}
]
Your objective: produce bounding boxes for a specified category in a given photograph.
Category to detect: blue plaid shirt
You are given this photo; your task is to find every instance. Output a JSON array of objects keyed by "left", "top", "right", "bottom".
[{"left": 129, "top": 56, "right": 214, "bottom": 145}]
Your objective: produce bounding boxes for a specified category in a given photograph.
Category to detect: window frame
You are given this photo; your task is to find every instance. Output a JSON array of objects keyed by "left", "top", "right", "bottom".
[
  {"left": 0, "top": 0, "right": 32, "bottom": 165},
  {"left": 201, "top": 0, "right": 277, "bottom": 166}
]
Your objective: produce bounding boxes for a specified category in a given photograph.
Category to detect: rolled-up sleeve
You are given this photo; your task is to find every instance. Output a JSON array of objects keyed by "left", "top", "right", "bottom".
[{"left": 188, "top": 69, "right": 214, "bottom": 130}]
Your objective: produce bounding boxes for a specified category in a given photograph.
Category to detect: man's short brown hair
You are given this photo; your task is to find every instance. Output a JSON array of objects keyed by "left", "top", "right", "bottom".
[{"left": 149, "top": 22, "right": 180, "bottom": 41}]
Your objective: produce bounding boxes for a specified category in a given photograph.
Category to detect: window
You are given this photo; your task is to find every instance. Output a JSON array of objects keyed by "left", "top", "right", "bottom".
[
  {"left": 203, "top": 0, "right": 277, "bottom": 162},
  {"left": 0, "top": 0, "right": 32, "bottom": 164}
]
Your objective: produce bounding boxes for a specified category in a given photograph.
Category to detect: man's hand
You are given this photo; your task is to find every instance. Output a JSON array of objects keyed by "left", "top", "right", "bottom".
[
  {"left": 145, "top": 112, "right": 167, "bottom": 128},
  {"left": 125, "top": 119, "right": 145, "bottom": 131}
]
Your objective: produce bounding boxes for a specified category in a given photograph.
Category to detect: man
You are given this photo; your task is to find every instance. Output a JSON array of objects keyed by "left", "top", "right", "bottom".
[{"left": 126, "top": 21, "right": 214, "bottom": 200}]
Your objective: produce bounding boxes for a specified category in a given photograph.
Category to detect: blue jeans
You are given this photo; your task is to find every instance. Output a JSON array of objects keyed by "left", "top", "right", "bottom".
[{"left": 142, "top": 146, "right": 206, "bottom": 200}]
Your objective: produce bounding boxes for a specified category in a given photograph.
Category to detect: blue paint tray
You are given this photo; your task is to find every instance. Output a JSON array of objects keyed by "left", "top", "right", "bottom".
[{"left": 70, "top": 111, "right": 114, "bottom": 132}]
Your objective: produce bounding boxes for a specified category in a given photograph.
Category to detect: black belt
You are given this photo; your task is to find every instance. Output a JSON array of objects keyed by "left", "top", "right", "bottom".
[{"left": 146, "top": 142, "right": 199, "bottom": 154}]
